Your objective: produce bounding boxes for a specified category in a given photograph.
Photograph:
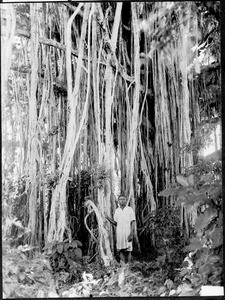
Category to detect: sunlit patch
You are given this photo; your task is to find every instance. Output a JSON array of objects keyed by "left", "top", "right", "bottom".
[
  {"left": 202, "top": 124, "right": 221, "bottom": 157},
  {"left": 202, "top": 144, "right": 215, "bottom": 157}
]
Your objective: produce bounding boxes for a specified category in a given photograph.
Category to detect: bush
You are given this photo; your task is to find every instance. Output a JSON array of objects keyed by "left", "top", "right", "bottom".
[
  {"left": 159, "top": 160, "right": 223, "bottom": 288},
  {"left": 3, "top": 246, "right": 57, "bottom": 298},
  {"left": 43, "top": 239, "right": 84, "bottom": 286}
]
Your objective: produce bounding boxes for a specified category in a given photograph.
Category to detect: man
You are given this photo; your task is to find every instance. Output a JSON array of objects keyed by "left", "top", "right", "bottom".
[{"left": 106, "top": 194, "right": 136, "bottom": 264}]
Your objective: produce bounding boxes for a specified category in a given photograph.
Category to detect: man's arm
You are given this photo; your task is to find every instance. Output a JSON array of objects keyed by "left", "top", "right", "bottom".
[
  {"left": 130, "top": 220, "right": 135, "bottom": 235},
  {"left": 128, "top": 220, "right": 136, "bottom": 241},
  {"left": 105, "top": 215, "right": 117, "bottom": 226}
]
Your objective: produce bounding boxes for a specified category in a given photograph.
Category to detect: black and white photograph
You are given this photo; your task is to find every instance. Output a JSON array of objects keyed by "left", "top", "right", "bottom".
[{"left": 1, "top": 1, "right": 223, "bottom": 298}]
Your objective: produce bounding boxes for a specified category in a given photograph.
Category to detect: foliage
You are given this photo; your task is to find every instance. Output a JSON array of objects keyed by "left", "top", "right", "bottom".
[
  {"left": 66, "top": 170, "right": 92, "bottom": 242},
  {"left": 46, "top": 170, "right": 60, "bottom": 189},
  {"left": 11, "top": 176, "right": 28, "bottom": 224},
  {"left": 91, "top": 164, "right": 111, "bottom": 190},
  {"left": 43, "top": 239, "right": 84, "bottom": 286},
  {"left": 3, "top": 174, "right": 28, "bottom": 226},
  {"left": 2, "top": 175, "right": 30, "bottom": 248},
  {"left": 60, "top": 260, "right": 200, "bottom": 297},
  {"left": 2, "top": 176, "right": 14, "bottom": 222},
  {"left": 61, "top": 263, "right": 170, "bottom": 297},
  {"left": 185, "top": 159, "right": 222, "bottom": 177},
  {"left": 177, "top": 247, "right": 223, "bottom": 290},
  {"left": 68, "top": 170, "right": 91, "bottom": 197},
  {"left": 181, "top": 195, "right": 223, "bottom": 288},
  {"left": 159, "top": 157, "right": 223, "bottom": 290},
  {"left": 182, "top": 124, "right": 215, "bottom": 155},
  {"left": 4, "top": 218, "right": 31, "bottom": 248},
  {"left": 159, "top": 160, "right": 222, "bottom": 207},
  {"left": 141, "top": 2, "right": 219, "bottom": 55},
  {"left": 140, "top": 205, "right": 187, "bottom": 266},
  {"left": 159, "top": 164, "right": 222, "bottom": 245},
  {"left": 3, "top": 245, "right": 58, "bottom": 298},
  {"left": 3, "top": 244, "right": 209, "bottom": 298},
  {"left": 196, "top": 1, "right": 220, "bottom": 60}
]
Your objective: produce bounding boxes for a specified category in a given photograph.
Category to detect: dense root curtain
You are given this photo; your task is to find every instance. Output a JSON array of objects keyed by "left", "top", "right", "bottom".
[
  {"left": 47, "top": 3, "right": 91, "bottom": 243},
  {"left": 94, "top": 2, "right": 122, "bottom": 262},
  {"left": 147, "top": 2, "right": 195, "bottom": 236}
]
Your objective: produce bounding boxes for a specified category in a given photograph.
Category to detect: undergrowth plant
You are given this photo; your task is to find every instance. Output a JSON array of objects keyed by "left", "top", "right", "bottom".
[
  {"left": 159, "top": 158, "right": 223, "bottom": 288},
  {"left": 43, "top": 239, "right": 84, "bottom": 286},
  {"left": 4, "top": 218, "right": 31, "bottom": 248},
  {"left": 140, "top": 205, "right": 188, "bottom": 269},
  {"left": 3, "top": 245, "right": 57, "bottom": 298}
]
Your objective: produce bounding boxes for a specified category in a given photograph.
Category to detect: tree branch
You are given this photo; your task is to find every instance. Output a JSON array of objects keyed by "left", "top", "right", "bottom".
[{"left": 64, "top": 2, "right": 84, "bottom": 17}]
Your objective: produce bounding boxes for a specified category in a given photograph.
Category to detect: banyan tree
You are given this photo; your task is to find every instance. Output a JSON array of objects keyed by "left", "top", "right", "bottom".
[{"left": 2, "top": 2, "right": 221, "bottom": 266}]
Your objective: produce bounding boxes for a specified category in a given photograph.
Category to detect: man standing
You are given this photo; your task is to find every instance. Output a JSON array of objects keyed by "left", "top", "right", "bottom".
[{"left": 106, "top": 194, "right": 136, "bottom": 264}]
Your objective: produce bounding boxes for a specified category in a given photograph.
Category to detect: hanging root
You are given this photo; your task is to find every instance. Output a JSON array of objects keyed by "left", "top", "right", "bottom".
[
  {"left": 84, "top": 198, "right": 113, "bottom": 266},
  {"left": 84, "top": 198, "right": 105, "bottom": 230},
  {"left": 84, "top": 212, "right": 98, "bottom": 243}
]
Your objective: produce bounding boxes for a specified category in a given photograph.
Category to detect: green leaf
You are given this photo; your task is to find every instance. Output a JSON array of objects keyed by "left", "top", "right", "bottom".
[
  {"left": 180, "top": 268, "right": 190, "bottom": 277},
  {"left": 74, "top": 240, "right": 83, "bottom": 247},
  {"left": 177, "top": 191, "right": 206, "bottom": 206},
  {"left": 217, "top": 212, "right": 223, "bottom": 227},
  {"left": 156, "top": 255, "right": 166, "bottom": 264},
  {"left": 8, "top": 265, "right": 19, "bottom": 275},
  {"left": 67, "top": 257, "right": 75, "bottom": 267},
  {"left": 74, "top": 248, "right": 82, "bottom": 258},
  {"left": 71, "top": 240, "right": 78, "bottom": 248},
  {"left": 176, "top": 174, "right": 190, "bottom": 187},
  {"left": 57, "top": 243, "right": 64, "bottom": 254},
  {"left": 184, "top": 237, "right": 204, "bottom": 252},
  {"left": 34, "top": 275, "right": 48, "bottom": 285},
  {"left": 194, "top": 207, "right": 218, "bottom": 235},
  {"left": 52, "top": 252, "right": 58, "bottom": 260},
  {"left": 158, "top": 187, "right": 182, "bottom": 197},
  {"left": 158, "top": 286, "right": 166, "bottom": 295},
  {"left": 165, "top": 279, "right": 173, "bottom": 290},
  {"left": 43, "top": 259, "right": 51, "bottom": 270},
  {"left": 187, "top": 273, "right": 200, "bottom": 287},
  {"left": 177, "top": 283, "right": 193, "bottom": 295},
  {"left": 210, "top": 227, "right": 223, "bottom": 248},
  {"left": 208, "top": 255, "right": 221, "bottom": 263},
  {"left": 199, "top": 263, "right": 213, "bottom": 276},
  {"left": 43, "top": 242, "right": 53, "bottom": 251},
  {"left": 64, "top": 243, "right": 70, "bottom": 251},
  {"left": 52, "top": 244, "right": 57, "bottom": 254}
]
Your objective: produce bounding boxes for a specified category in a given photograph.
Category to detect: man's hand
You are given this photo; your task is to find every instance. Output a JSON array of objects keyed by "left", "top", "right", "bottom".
[
  {"left": 127, "top": 233, "right": 133, "bottom": 242},
  {"left": 105, "top": 214, "right": 117, "bottom": 226}
]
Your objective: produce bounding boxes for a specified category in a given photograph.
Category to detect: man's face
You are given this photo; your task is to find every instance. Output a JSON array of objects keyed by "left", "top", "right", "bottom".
[{"left": 118, "top": 196, "right": 126, "bottom": 208}]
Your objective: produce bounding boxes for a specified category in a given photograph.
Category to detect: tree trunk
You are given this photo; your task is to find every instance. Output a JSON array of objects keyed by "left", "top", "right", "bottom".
[
  {"left": 126, "top": 2, "right": 141, "bottom": 250},
  {"left": 27, "top": 3, "right": 40, "bottom": 246},
  {"left": 127, "top": 2, "right": 141, "bottom": 206}
]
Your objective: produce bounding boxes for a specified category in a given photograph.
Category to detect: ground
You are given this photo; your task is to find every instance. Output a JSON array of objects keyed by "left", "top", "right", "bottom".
[{"left": 3, "top": 241, "right": 205, "bottom": 298}]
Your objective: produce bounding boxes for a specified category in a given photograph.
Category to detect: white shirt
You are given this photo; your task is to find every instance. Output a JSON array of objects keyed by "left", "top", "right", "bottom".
[{"left": 114, "top": 206, "right": 135, "bottom": 251}]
